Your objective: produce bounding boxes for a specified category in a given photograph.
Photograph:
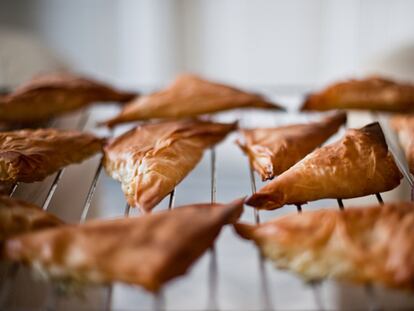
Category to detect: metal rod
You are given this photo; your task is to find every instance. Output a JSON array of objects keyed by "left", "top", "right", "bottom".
[
  {"left": 375, "top": 193, "right": 384, "bottom": 205},
  {"left": 79, "top": 158, "right": 104, "bottom": 223},
  {"left": 207, "top": 148, "right": 219, "bottom": 310},
  {"left": 248, "top": 164, "right": 257, "bottom": 194},
  {"left": 168, "top": 189, "right": 176, "bottom": 210},
  {"left": 76, "top": 110, "right": 90, "bottom": 130},
  {"left": 42, "top": 170, "right": 65, "bottom": 211},
  {"left": 153, "top": 290, "right": 165, "bottom": 311},
  {"left": 124, "top": 203, "right": 131, "bottom": 217},
  {"left": 42, "top": 111, "right": 91, "bottom": 212},
  {"left": 365, "top": 284, "right": 382, "bottom": 311},
  {"left": 310, "top": 281, "right": 325, "bottom": 311},
  {"left": 248, "top": 161, "right": 273, "bottom": 310},
  {"left": 8, "top": 183, "right": 18, "bottom": 197},
  {"left": 210, "top": 148, "right": 217, "bottom": 204},
  {"left": 337, "top": 199, "right": 344, "bottom": 210},
  {"left": 104, "top": 285, "right": 113, "bottom": 311}
]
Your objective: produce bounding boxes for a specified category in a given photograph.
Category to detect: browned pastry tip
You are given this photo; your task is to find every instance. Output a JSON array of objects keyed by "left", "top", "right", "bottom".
[
  {"left": 0, "top": 72, "right": 137, "bottom": 123},
  {"left": 101, "top": 73, "right": 283, "bottom": 127},
  {"left": 104, "top": 119, "right": 237, "bottom": 213},
  {"left": 5, "top": 199, "right": 243, "bottom": 292},
  {"left": 246, "top": 121, "right": 402, "bottom": 210},
  {"left": 0, "top": 128, "right": 104, "bottom": 183},
  {"left": 301, "top": 76, "right": 414, "bottom": 112},
  {"left": 234, "top": 202, "right": 414, "bottom": 291}
]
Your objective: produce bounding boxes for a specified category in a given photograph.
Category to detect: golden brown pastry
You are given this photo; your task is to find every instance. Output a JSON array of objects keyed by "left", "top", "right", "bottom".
[
  {"left": 0, "top": 195, "right": 62, "bottom": 242},
  {"left": 390, "top": 115, "right": 414, "bottom": 174},
  {"left": 246, "top": 122, "right": 402, "bottom": 210},
  {"left": 0, "top": 72, "right": 136, "bottom": 123},
  {"left": 235, "top": 202, "right": 414, "bottom": 290},
  {"left": 0, "top": 128, "right": 103, "bottom": 183},
  {"left": 302, "top": 76, "right": 414, "bottom": 112},
  {"left": 104, "top": 119, "right": 236, "bottom": 213},
  {"left": 5, "top": 199, "right": 243, "bottom": 292},
  {"left": 237, "top": 111, "right": 347, "bottom": 180},
  {"left": 103, "top": 74, "right": 282, "bottom": 127}
]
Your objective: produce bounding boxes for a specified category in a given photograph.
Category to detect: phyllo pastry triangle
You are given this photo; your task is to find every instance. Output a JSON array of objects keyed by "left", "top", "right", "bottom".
[
  {"left": 235, "top": 202, "right": 414, "bottom": 290},
  {"left": 390, "top": 115, "right": 414, "bottom": 174},
  {"left": 0, "top": 195, "right": 62, "bottom": 243},
  {"left": 103, "top": 74, "right": 282, "bottom": 127},
  {"left": 104, "top": 119, "right": 236, "bottom": 212},
  {"left": 5, "top": 200, "right": 243, "bottom": 292},
  {"left": 0, "top": 128, "right": 104, "bottom": 183},
  {"left": 246, "top": 122, "right": 402, "bottom": 210},
  {"left": 302, "top": 76, "right": 414, "bottom": 112},
  {"left": 237, "top": 111, "right": 346, "bottom": 180},
  {"left": 0, "top": 72, "right": 136, "bottom": 123}
]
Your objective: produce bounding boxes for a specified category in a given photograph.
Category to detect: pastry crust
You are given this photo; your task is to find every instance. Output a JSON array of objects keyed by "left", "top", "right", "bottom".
[
  {"left": 390, "top": 115, "right": 414, "bottom": 174},
  {"left": 235, "top": 202, "right": 414, "bottom": 290},
  {"left": 104, "top": 119, "right": 236, "bottom": 213},
  {"left": 302, "top": 76, "right": 414, "bottom": 112},
  {"left": 237, "top": 111, "right": 346, "bottom": 180},
  {"left": 246, "top": 122, "right": 402, "bottom": 210},
  {"left": 0, "top": 195, "right": 62, "bottom": 242},
  {"left": 0, "top": 128, "right": 104, "bottom": 183},
  {"left": 103, "top": 74, "right": 282, "bottom": 127},
  {"left": 5, "top": 199, "right": 243, "bottom": 292},
  {"left": 0, "top": 72, "right": 136, "bottom": 122}
]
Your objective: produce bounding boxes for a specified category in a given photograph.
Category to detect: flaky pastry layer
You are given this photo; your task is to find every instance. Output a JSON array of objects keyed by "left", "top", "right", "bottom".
[
  {"left": 0, "top": 128, "right": 103, "bottom": 183},
  {"left": 5, "top": 200, "right": 243, "bottom": 292},
  {"left": 104, "top": 119, "right": 236, "bottom": 212},
  {"left": 235, "top": 202, "right": 414, "bottom": 290},
  {"left": 246, "top": 122, "right": 402, "bottom": 210}
]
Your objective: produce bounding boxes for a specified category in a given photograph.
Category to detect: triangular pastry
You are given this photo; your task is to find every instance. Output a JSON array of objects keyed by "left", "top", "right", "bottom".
[
  {"left": 0, "top": 72, "right": 136, "bottom": 123},
  {"left": 302, "top": 76, "right": 414, "bottom": 112},
  {"left": 390, "top": 115, "right": 414, "bottom": 174},
  {"left": 103, "top": 74, "right": 282, "bottom": 127},
  {"left": 0, "top": 195, "right": 62, "bottom": 243},
  {"left": 237, "top": 111, "right": 346, "bottom": 180},
  {"left": 246, "top": 122, "right": 402, "bottom": 210},
  {"left": 104, "top": 119, "right": 236, "bottom": 212},
  {"left": 235, "top": 202, "right": 414, "bottom": 290},
  {"left": 0, "top": 128, "right": 104, "bottom": 183},
  {"left": 5, "top": 200, "right": 243, "bottom": 292}
]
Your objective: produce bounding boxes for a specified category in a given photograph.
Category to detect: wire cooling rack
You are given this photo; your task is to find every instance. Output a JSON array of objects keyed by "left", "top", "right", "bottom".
[{"left": 1, "top": 94, "right": 414, "bottom": 311}]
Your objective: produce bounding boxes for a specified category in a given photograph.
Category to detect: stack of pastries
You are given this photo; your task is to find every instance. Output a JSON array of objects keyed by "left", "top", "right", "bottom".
[{"left": 1, "top": 71, "right": 414, "bottom": 296}]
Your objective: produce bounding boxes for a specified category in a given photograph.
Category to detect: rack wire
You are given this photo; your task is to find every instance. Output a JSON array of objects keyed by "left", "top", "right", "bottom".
[{"left": 1, "top": 109, "right": 414, "bottom": 311}]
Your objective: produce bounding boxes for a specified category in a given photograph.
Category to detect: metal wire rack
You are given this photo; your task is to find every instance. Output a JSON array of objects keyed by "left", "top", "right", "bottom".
[{"left": 1, "top": 103, "right": 414, "bottom": 311}]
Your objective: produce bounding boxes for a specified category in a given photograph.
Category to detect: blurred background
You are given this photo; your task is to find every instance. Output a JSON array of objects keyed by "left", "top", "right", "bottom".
[{"left": 1, "top": 0, "right": 414, "bottom": 91}]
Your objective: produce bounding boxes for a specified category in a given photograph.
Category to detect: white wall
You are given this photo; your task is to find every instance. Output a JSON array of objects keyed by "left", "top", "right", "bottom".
[{"left": 1, "top": 0, "right": 414, "bottom": 88}]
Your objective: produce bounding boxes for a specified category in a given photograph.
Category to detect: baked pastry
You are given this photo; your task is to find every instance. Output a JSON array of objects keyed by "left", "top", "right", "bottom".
[
  {"left": 5, "top": 199, "right": 243, "bottom": 292},
  {"left": 302, "top": 76, "right": 414, "bottom": 112},
  {"left": 0, "top": 195, "right": 62, "bottom": 243},
  {"left": 0, "top": 128, "right": 103, "bottom": 183},
  {"left": 104, "top": 119, "right": 236, "bottom": 212},
  {"left": 390, "top": 115, "right": 414, "bottom": 174},
  {"left": 235, "top": 202, "right": 414, "bottom": 290},
  {"left": 246, "top": 122, "right": 402, "bottom": 210},
  {"left": 237, "top": 111, "right": 346, "bottom": 180},
  {"left": 0, "top": 72, "right": 136, "bottom": 123},
  {"left": 103, "top": 74, "right": 282, "bottom": 127}
]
